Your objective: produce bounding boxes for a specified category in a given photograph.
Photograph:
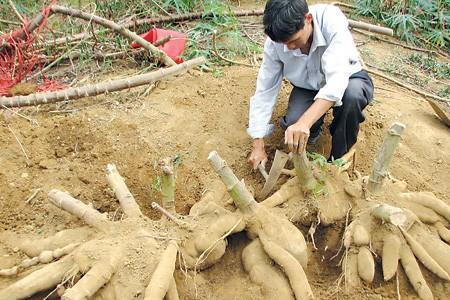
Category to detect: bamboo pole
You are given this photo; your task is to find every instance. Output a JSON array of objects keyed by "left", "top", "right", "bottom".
[
  {"left": 50, "top": 5, "right": 176, "bottom": 66},
  {"left": 0, "top": 56, "right": 206, "bottom": 108},
  {"left": 368, "top": 122, "right": 406, "bottom": 192}
]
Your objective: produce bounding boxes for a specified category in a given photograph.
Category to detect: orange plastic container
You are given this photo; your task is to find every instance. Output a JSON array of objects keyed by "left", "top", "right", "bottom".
[{"left": 131, "top": 28, "right": 187, "bottom": 64}]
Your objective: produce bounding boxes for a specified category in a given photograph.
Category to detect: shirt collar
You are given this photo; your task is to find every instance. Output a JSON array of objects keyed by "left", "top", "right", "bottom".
[{"left": 310, "top": 14, "right": 327, "bottom": 53}]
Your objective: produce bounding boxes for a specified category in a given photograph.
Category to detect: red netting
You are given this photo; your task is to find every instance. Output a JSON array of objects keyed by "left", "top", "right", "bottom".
[{"left": 0, "top": 1, "right": 66, "bottom": 97}]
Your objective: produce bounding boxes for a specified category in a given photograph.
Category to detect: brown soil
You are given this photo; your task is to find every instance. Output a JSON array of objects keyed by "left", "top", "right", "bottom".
[{"left": 1, "top": 1, "right": 449, "bottom": 299}]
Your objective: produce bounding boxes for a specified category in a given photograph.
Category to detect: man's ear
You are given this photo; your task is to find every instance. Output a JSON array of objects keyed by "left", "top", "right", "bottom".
[{"left": 305, "top": 13, "right": 313, "bottom": 24}]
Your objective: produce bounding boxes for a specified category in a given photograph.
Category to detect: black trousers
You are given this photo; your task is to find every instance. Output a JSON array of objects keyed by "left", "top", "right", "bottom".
[{"left": 279, "top": 70, "right": 374, "bottom": 159}]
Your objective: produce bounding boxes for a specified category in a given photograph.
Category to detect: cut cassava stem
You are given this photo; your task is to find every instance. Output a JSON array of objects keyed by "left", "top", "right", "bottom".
[
  {"left": 208, "top": 151, "right": 257, "bottom": 214},
  {"left": 48, "top": 189, "right": 111, "bottom": 231},
  {"left": 368, "top": 122, "right": 405, "bottom": 192},
  {"left": 0, "top": 56, "right": 205, "bottom": 108},
  {"left": 50, "top": 5, "right": 175, "bottom": 66},
  {"left": 291, "top": 152, "right": 320, "bottom": 194},
  {"left": 106, "top": 164, "right": 143, "bottom": 218},
  {"left": 160, "top": 158, "right": 176, "bottom": 214},
  {"left": 371, "top": 204, "right": 414, "bottom": 228}
]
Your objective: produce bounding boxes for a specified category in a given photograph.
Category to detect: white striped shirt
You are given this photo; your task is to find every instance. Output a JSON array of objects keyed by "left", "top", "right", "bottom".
[{"left": 248, "top": 4, "right": 362, "bottom": 139}]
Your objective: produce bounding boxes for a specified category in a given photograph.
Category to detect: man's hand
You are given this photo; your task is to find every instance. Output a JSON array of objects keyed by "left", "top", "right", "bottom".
[
  {"left": 248, "top": 138, "right": 268, "bottom": 170},
  {"left": 285, "top": 98, "right": 334, "bottom": 153},
  {"left": 285, "top": 120, "right": 310, "bottom": 153}
]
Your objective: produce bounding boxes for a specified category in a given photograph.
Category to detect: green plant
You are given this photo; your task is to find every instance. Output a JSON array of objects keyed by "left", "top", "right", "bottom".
[
  {"left": 438, "top": 87, "right": 450, "bottom": 98},
  {"left": 405, "top": 53, "right": 450, "bottom": 79},
  {"left": 353, "top": 0, "right": 450, "bottom": 50}
]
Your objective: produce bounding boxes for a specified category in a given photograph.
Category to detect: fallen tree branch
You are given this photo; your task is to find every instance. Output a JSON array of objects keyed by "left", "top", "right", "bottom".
[
  {"left": 0, "top": 56, "right": 206, "bottom": 107},
  {"left": 0, "top": 10, "right": 48, "bottom": 51},
  {"left": 212, "top": 31, "right": 255, "bottom": 67},
  {"left": 331, "top": 2, "right": 357, "bottom": 9},
  {"left": 364, "top": 67, "right": 450, "bottom": 104},
  {"left": 49, "top": 9, "right": 265, "bottom": 46},
  {"left": 41, "top": 36, "right": 171, "bottom": 66},
  {"left": 352, "top": 28, "right": 444, "bottom": 58},
  {"left": 50, "top": 5, "right": 176, "bottom": 66},
  {"left": 0, "top": 18, "right": 21, "bottom": 26},
  {"left": 7, "top": 0, "right": 25, "bottom": 24}
]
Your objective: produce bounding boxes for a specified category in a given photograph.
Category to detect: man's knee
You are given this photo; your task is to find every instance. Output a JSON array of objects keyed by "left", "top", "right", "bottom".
[{"left": 341, "top": 80, "right": 371, "bottom": 112}]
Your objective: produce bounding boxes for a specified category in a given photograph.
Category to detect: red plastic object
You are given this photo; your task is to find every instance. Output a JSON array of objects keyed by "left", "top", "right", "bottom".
[{"left": 131, "top": 28, "right": 186, "bottom": 64}]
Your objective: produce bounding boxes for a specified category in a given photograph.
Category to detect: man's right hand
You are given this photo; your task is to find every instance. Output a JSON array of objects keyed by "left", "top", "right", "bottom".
[{"left": 248, "top": 138, "right": 268, "bottom": 170}]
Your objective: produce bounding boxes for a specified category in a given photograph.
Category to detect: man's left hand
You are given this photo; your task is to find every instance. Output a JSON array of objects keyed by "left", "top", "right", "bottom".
[{"left": 285, "top": 120, "right": 310, "bottom": 153}]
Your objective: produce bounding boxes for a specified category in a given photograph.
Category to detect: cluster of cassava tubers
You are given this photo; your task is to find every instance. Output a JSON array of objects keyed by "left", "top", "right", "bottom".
[{"left": 0, "top": 122, "right": 449, "bottom": 300}]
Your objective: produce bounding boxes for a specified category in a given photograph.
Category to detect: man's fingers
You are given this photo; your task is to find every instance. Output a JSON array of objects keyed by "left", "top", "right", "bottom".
[
  {"left": 285, "top": 130, "right": 294, "bottom": 152},
  {"left": 293, "top": 132, "right": 300, "bottom": 153},
  {"left": 261, "top": 158, "right": 268, "bottom": 169}
]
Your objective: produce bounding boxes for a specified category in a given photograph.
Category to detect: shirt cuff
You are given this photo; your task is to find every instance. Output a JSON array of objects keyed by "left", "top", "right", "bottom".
[
  {"left": 314, "top": 91, "right": 343, "bottom": 107},
  {"left": 247, "top": 124, "right": 275, "bottom": 139}
]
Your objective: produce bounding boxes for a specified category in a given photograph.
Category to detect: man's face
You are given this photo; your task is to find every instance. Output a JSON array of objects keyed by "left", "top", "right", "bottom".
[{"left": 284, "top": 13, "right": 313, "bottom": 51}]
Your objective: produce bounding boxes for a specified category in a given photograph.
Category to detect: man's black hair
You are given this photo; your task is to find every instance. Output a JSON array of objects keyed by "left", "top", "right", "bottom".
[{"left": 263, "top": 0, "right": 309, "bottom": 43}]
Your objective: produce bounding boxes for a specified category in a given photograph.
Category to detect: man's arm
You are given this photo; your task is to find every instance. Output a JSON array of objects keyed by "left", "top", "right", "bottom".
[{"left": 248, "top": 39, "right": 283, "bottom": 169}]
